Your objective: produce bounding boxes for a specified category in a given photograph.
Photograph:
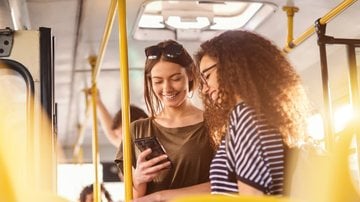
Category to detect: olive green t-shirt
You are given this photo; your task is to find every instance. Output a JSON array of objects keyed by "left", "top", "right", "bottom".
[{"left": 115, "top": 117, "right": 214, "bottom": 194}]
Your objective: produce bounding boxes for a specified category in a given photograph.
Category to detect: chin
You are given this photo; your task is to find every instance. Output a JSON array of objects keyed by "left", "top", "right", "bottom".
[
  {"left": 210, "top": 92, "right": 219, "bottom": 102},
  {"left": 165, "top": 97, "right": 187, "bottom": 108}
]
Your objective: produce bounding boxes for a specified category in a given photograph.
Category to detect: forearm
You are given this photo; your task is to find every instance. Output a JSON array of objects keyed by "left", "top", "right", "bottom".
[
  {"left": 133, "top": 182, "right": 147, "bottom": 198},
  {"left": 96, "top": 100, "right": 121, "bottom": 147},
  {"left": 155, "top": 182, "right": 210, "bottom": 201},
  {"left": 237, "top": 181, "right": 263, "bottom": 196}
]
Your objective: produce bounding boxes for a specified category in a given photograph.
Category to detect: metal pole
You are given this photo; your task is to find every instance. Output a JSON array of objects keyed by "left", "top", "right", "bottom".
[
  {"left": 315, "top": 20, "right": 334, "bottom": 151},
  {"left": 90, "top": 56, "right": 101, "bottom": 202},
  {"left": 283, "top": 0, "right": 358, "bottom": 53},
  {"left": 346, "top": 45, "right": 360, "bottom": 185},
  {"left": 71, "top": 0, "right": 117, "bottom": 160},
  {"left": 93, "top": 0, "right": 117, "bottom": 81},
  {"left": 117, "top": 0, "right": 133, "bottom": 201},
  {"left": 72, "top": 92, "right": 90, "bottom": 160},
  {"left": 282, "top": 6, "right": 299, "bottom": 47}
]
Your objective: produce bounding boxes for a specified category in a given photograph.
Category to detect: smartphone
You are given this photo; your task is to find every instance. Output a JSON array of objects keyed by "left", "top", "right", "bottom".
[{"left": 134, "top": 136, "right": 171, "bottom": 167}]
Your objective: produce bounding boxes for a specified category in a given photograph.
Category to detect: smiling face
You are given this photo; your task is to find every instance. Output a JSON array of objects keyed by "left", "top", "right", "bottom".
[
  {"left": 199, "top": 54, "right": 219, "bottom": 102},
  {"left": 150, "top": 60, "right": 190, "bottom": 108}
]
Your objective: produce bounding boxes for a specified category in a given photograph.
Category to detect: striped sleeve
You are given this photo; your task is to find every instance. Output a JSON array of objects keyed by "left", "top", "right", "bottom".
[{"left": 226, "top": 103, "right": 285, "bottom": 194}]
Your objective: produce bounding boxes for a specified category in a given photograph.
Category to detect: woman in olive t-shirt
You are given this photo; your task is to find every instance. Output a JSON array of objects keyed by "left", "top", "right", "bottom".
[{"left": 115, "top": 40, "right": 214, "bottom": 201}]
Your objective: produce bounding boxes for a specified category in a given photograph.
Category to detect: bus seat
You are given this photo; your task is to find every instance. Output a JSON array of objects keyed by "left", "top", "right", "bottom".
[{"left": 284, "top": 123, "right": 360, "bottom": 202}]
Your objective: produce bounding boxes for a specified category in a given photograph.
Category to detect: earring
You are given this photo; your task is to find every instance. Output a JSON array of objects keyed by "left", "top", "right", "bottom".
[{"left": 188, "top": 90, "right": 194, "bottom": 98}]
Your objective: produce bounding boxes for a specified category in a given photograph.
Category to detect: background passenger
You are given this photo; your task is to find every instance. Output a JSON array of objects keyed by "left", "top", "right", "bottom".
[
  {"left": 194, "top": 30, "right": 310, "bottom": 196},
  {"left": 79, "top": 183, "right": 113, "bottom": 202},
  {"left": 115, "top": 40, "right": 214, "bottom": 201},
  {"left": 88, "top": 89, "right": 148, "bottom": 148}
]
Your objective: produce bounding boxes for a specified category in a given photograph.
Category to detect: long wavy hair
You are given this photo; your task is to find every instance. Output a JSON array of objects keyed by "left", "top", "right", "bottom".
[
  {"left": 194, "top": 30, "right": 310, "bottom": 148},
  {"left": 144, "top": 40, "right": 198, "bottom": 117}
]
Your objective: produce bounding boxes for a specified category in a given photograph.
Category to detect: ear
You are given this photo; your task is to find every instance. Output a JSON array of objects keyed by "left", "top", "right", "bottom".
[{"left": 187, "top": 72, "right": 194, "bottom": 81}]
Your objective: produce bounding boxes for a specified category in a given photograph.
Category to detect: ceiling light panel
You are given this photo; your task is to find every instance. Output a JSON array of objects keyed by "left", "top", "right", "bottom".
[{"left": 133, "top": 0, "right": 277, "bottom": 41}]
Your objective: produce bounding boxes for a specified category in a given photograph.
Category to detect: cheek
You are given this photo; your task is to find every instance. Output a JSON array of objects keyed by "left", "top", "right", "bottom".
[
  {"left": 209, "top": 77, "right": 219, "bottom": 91},
  {"left": 176, "top": 80, "right": 189, "bottom": 91},
  {"left": 114, "top": 128, "right": 122, "bottom": 136},
  {"left": 151, "top": 83, "right": 162, "bottom": 93},
  {"left": 179, "top": 75, "right": 191, "bottom": 90},
  {"left": 151, "top": 85, "right": 165, "bottom": 99}
]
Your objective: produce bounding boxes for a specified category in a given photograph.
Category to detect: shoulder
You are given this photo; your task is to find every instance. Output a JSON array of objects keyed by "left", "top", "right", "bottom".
[
  {"left": 130, "top": 117, "right": 154, "bottom": 138},
  {"left": 229, "top": 102, "right": 257, "bottom": 124},
  {"left": 131, "top": 117, "right": 152, "bottom": 126},
  {"left": 228, "top": 102, "right": 262, "bottom": 143}
]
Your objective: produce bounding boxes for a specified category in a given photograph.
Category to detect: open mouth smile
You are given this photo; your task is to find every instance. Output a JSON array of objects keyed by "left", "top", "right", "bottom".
[{"left": 162, "top": 92, "right": 178, "bottom": 100}]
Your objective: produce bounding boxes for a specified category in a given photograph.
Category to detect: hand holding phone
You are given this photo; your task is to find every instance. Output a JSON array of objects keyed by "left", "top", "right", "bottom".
[{"left": 134, "top": 136, "right": 171, "bottom": 167}]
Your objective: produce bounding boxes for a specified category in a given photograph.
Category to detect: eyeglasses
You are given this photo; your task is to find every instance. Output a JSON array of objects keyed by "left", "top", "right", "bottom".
[
  {"left": 199, "top": 63, "right": 217, "bottom": 90},
  {"left": 145, "top": 43, "right": 184, "bottom": 60}
]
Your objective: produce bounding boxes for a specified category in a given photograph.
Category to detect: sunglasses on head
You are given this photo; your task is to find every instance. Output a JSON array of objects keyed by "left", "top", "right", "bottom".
[{"left": 145, "top": 43, "right": 184, "bottom": 60}]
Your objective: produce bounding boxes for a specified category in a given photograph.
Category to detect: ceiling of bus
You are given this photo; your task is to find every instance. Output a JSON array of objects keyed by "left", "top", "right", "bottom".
[{"left": 1, "top": 0, "right": 360, "bottom": 162}]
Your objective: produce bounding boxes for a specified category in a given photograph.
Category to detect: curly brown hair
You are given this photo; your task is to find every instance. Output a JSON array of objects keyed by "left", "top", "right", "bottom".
[
  {"left": 143, "top": 40, "right": 198, "bottom": 117},
  {"left": 194, "top": 30, "right": 309, "bottom": 148}
]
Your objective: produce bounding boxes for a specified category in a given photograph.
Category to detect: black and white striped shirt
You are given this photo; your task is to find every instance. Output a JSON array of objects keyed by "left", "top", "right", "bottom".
[{"left": 210, "top": 102, "right": 285, "bottom": 195}]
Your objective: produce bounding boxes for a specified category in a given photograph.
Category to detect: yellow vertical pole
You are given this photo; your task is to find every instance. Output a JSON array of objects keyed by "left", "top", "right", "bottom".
[
  {"left": 117, "top": 0, "right": 133, "bottom": 201},
  {"left": 89, "top": 56, "right": 101, "bottom": 202},
  {"left": 282, "top": 6, "right": 299, "bottom": 47}
]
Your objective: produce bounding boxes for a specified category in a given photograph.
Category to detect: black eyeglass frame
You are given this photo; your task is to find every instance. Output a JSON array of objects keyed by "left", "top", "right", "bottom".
[{"left": 199, "top": 63, "right": 217, "bottom": 90}]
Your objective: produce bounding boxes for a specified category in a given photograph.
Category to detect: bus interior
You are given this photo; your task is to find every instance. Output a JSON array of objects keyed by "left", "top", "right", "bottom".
[{"left": 1, "top": 0, "right": 360, "bottom": 201}]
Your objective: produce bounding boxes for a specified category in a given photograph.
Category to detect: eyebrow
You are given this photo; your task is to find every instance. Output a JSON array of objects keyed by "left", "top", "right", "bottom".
[
  {"left": 201, "top": 63, "right": 217, "bottom": 74},
  {"left": 152, "top": 72, "right": 182, "bottom": 79}
]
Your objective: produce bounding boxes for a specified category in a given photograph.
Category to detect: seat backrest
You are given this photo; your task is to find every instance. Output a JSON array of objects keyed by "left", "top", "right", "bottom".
[{"left": 284, "top": 128, "right": 360, "bottom": 202}]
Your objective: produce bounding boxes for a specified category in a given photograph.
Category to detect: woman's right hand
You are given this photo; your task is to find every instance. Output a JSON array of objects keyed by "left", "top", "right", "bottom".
[{"left": 133, "top": 148, "right": 172, "bottom": 188}]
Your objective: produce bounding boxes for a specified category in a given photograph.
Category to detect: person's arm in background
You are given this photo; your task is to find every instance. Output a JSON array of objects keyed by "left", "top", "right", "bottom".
[
  {"left": 132, "top": 182, "right": 210, "bottom": 202},
  {"left": 88, "top": 89, "right": 121, "bottom": 147},
  {"left": 96, "top": 96, "right": 122, "bottom": 147}
]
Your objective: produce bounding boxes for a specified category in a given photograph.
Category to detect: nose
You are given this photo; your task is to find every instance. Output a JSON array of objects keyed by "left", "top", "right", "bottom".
[
  {"left": 201, "top": 84, "right": 209, "bottom": 94},
  {"left": 163, "top": 80, "right": 173, "bottom": 92}
]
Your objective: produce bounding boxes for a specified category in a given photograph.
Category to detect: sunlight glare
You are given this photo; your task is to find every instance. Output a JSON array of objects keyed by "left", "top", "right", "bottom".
[{"left": 334, "top": 104, "right": 353, "bottom": 132}]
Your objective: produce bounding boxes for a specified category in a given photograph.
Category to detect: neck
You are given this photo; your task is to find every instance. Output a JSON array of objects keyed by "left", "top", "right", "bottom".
[
  {"left": 161, "top": 99, "right": 193, "bottom": 119},
  {"left": 155, "top": 99, "right": 203, "bottom": 128},
  {"left": 235, "top": 94, "right": 243, "bottom": 103}
]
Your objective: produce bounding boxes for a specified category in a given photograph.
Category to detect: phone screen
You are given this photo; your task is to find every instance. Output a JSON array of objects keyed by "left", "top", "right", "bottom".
[{"left": 134, "top": 136, "right": 167, "bottom": 161}]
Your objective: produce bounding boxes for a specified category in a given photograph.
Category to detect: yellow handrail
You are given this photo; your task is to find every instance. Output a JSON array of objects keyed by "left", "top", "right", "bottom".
[
  {"left": 72, "top": 89, "right": 90, "bottom": 161},
  {"left": 117, "top": 0, "right": 133, "bottom": 201},
  {"left": 283, "top": 0, "right": 358, "bottom": 53},
  {"left": 72, "top": 0, "right": 118, "bottom": 200},
  {"left": 93, "top": 0, "right": 118, "bottom": 81},
  {"left": 90, "top": 56, "right": 101, "bottom": 202},
  {"left": 72, "top": 0, "right": 133, "bottom": 200},
  {"left": 72, "top": 0, "right": 117, "bottom": 159},
  {"left": 282, "top": 6, "right": 299, "bottom": 46}
]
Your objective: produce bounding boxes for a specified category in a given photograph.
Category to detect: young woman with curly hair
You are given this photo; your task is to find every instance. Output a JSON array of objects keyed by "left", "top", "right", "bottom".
[{"left": 194, "top": 30, "right": 310, "bottom": 196}]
